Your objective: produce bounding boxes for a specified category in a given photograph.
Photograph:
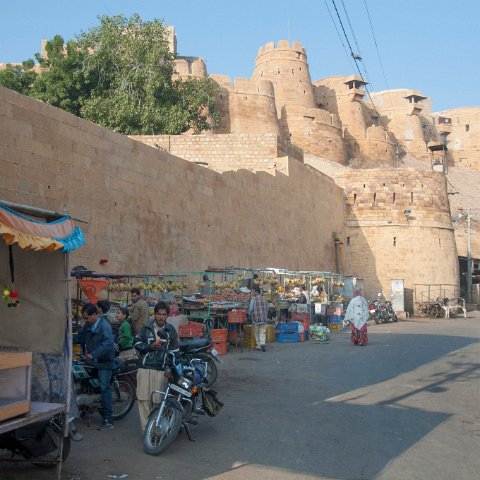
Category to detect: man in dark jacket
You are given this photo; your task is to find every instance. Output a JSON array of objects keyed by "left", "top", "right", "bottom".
[
  {"left": 74, "top": 304, "right": 116, "bottom": 430},
  {"left": 134, "top": 302, "right": 179, "bottom": 430}
]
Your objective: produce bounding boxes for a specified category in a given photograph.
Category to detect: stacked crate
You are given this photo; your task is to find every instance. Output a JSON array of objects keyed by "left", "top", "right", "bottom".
[
  {"left": 179, "top": 322, "right": 204, "bottom": 339},
  {"left": 327, "top": 315, "right": 342, "bottom": 333},
  {"left": 242, "top": 325, "right": 257, "bottom": 349},
  {"left": 210, "top": 328, "right": 228, "bottom": 355},
  {"left": 277, "top": 322, "right": 299, "bottom": 343}
]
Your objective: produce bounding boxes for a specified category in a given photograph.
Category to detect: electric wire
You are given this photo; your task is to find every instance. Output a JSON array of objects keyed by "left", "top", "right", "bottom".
[
  {"left": 323, "top": 0, "right": 356, "bottom": 73},
  {"left": 363, "top": 0, "right": 390, "bottom": 90},
  {"left": 329, "top": 0, "right": 398, "bottom": 150}
]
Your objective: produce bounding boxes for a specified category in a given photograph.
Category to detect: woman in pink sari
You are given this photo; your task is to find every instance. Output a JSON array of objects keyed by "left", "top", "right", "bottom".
[{"left": 345, "top": 289, "right": 369, "bottom": 346}]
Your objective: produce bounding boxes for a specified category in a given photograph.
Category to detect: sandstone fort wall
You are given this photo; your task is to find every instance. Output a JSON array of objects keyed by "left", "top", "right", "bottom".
[
  {"left": 0, "top": 86, "right": 343, "bottom": 274},
  {"left": 339, "top": 169, "right": 459, "bottom": 309}
]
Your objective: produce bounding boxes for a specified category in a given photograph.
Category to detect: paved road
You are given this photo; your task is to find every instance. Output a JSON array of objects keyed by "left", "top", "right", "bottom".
[{"left": 2, "top": 314, "right": 480, "bottom": 480}]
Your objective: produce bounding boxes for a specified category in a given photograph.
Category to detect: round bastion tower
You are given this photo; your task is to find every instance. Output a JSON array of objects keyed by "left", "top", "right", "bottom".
[{"left": 253, "top": 41, "right": 346, "bottom": 163}]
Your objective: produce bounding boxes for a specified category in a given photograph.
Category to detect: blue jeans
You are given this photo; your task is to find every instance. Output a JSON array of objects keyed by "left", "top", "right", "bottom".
[{"left": 97, "top": 369, "right": 113, "bottom": 423}]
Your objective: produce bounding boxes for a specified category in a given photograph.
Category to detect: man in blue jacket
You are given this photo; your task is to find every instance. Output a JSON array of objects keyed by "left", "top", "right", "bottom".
[{"left": 74, "top": 304, "right": 116, "bottom": 430}]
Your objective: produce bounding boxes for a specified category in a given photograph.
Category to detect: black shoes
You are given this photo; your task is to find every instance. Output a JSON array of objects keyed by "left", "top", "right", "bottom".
[
  {"left": 261, "top": 345, "right": 266, "bottom": 352},
  {"left": 98, "top": 421, "right": 114, "bottom": 431}
]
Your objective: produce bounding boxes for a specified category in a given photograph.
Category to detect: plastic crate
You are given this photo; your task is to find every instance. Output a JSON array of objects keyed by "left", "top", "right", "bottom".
[
  {"left": 228, "top": 309, "right": 246, "bottom": 324},
  {"left": 243, "top": 335, "right": 257, "bottom": 349},
  {"left": 213, "top": 341, "right": 228, "bottom": 355},
  {"left": 210, "top": 328, "right": 228, "bottom": 343},
  {"left": 179, "top": 322, "right": 204, "bottom": 338},
  {"left": 266, "top": 324, "right": 275, "bottom": 343},
  {"left": 277, "top": 332, "right": 299, "bottom": 343},
  {"left": 279, "top": 323, "right": 298, "bottom": 334},
  {"left": 328, "top": 323, "right": 340, "bottom": 333},
  {"left": 327, "top": 315, "right": 342, "bottom": 324}
]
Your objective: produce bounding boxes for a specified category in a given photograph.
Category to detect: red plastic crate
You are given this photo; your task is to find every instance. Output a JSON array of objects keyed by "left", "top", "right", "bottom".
[
  {"left": 179, "top": 322, "right": 204, "bottom": 338},
  {"left": 213, "top": 341, "right": 228, "bottom": 355},
  {"left": 228, "top": 309, "right": 246, "bottom": 324},
  {"left": 210, "top": 328, "right": 228, "bottom": 343}
]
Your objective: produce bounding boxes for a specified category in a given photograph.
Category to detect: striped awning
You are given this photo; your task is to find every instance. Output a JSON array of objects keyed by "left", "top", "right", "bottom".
[{"left": 0, "top": 203, "right": 85, "bottom": 252}]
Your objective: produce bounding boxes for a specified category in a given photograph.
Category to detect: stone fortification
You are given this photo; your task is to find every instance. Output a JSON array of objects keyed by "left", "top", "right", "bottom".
[
  {"left": 339, "top": 168, "right": 459, "bottom": 308},
  {"left": 210, "top": 75, "right": 280, "bottom": 135},
  {"left": 130, "top": 133, "right": 303, "bottom": 173},
  {"left": 434, "top": 107, "right": 480, "bottom": 171},
  {"left": 367, "top": 89, "right": 433, "bottom": 162},
  {"left": 251, "top": 41, "right": 346, "bottom": 163},
  {"left": 314, "top": 76, "right": 396, "bottom": 166},
  {"left": 0, "top": 86, "right": 343, "bottom": 274}
]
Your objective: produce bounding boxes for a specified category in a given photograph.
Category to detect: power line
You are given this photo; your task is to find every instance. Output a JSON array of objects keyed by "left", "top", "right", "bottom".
[
  {"left": 329, "top": 0, "right": 398, "bottom": 152},
  {"left": 323, "top": 0, "right": 356, "bottom": 73},
  {"left": 363, "top": 0, "right": 390, "bottom": 90}
]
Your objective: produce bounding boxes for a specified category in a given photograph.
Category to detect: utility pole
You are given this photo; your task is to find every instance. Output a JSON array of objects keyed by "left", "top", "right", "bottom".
[{"left": 467, "top": 208, "right": 472, "bottom": 303}]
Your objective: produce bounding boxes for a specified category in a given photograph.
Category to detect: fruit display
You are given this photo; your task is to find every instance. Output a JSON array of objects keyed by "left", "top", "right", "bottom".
[
  {"left": 311, "top": 277, "right": 326, "bottom": 286},
  {"left": 107, "top": 280, "right": 188, "bottom": 292}
]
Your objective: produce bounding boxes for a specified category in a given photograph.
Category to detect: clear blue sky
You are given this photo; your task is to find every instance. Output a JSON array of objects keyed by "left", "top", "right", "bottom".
[{"left": 1, "top": 0, "right": 478, "bottom": 112}]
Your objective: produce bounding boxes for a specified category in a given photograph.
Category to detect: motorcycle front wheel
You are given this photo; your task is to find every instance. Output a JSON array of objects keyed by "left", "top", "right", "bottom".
[
  {"left": 112, "top": 378, "right": 136, "bottom": 420},
  {"left": 144, "top": 400, "right": 182, "bottom": 455}
]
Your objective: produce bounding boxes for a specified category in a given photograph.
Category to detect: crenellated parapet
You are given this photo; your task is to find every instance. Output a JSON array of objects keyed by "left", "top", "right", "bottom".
[
  {"left": 211, "top": 75, "right": 279, "bottom": 134},
  {"left": 253, "top": 40, "right": 316, "bottom": 110},
  {"left": 174, "top": 56, "right": 207, "bottom": 78}
]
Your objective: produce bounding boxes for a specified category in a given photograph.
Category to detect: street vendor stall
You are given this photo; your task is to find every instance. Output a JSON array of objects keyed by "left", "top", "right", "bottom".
[{"left": 0, "top": 200, "right": 85, "bottom": 476}]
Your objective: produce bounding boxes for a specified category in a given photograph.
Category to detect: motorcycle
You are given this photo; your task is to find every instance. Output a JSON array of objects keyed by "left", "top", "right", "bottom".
[
  {"left": 144, "top": 332, "right": 223, "bottom": 456},
  {"left": 177, "top": 337, "right": 222, "bottom": 387},
  {"left": 72, "top": 354, "right": 137, "bottom": 422},
  {"left": 0, "top": 414, "right": 70, "bottom": 469},
  {"left": 372, "top": 297, "right": 398, "bottom": 324}
]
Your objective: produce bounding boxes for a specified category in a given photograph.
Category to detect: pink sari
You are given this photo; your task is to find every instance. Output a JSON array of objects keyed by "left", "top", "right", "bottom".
[{"left": 351, "top": 323, "right": 368, "bottom": 345}]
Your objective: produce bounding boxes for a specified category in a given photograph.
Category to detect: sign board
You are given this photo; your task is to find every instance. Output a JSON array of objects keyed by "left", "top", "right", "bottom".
[{"left": 391, "top": 279, "right": 405, "bottom": 312}]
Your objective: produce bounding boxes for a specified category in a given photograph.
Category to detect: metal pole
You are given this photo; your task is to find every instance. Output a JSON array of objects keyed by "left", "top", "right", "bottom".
[{"left": 467, "top": 208, "right": 472, "bottom": 303}]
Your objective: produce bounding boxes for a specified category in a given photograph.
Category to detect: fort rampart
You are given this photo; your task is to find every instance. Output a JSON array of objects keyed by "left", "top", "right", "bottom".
[{"left": 0, "top": 86, "right": 343, "bottom": 274}]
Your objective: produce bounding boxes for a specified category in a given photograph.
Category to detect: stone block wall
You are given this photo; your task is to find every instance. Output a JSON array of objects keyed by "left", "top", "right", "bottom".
[
  {"left": 0, "top": 87, "right": 342, "bottom": 275},
  {"left": 130, "top": 133, "right": 304, "bottom": 173},
  {"left": 339, "top": 169, "right": 459, "bottom": 309}
]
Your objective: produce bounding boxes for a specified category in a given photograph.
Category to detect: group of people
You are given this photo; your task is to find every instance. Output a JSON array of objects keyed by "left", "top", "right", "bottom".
[{"left": 74, "top": 288, "right": 178, "bottom": 431}]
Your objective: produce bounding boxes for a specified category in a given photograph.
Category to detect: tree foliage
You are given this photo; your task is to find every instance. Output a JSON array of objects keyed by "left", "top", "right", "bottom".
[
  {"left": 0, "top": 14, "right": 219, "bottom": 134},
  {"left": 0, "top": 60, "right": 37, "bottom": 95}
]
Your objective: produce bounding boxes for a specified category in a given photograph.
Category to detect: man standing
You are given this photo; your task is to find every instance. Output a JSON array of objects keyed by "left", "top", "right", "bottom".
[
  {"left": 129, "top": 288, "right": 148, "bottom": 335},
  {"left": 134, "top": 302, "right": 179, "bottom": 430},
  {"left": 74, "top": 304, "right": 116, "bottom": 430},
  {"left": 249, "top": 285, "right": 269, "bottom": 352}
]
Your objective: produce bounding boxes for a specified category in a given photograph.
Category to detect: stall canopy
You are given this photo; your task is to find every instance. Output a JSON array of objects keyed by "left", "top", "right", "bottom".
[{"left": 0, "top": 202, "right": 85, "bottom": 353}]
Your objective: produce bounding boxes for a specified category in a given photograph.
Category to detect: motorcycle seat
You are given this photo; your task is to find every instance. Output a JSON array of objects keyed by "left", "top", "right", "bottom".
[{"left": 178, "top": 338, "right": 211, "bottom": 353}]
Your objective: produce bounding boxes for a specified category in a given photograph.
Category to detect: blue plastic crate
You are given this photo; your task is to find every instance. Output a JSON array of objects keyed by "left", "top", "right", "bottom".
[
  {"left": 327, "top": 315, "right": 342, "bottom": 324},
  {"left": 279, "top": 322, "right": 299, "bottom": 334},
  {"left": 277, "top": 332, "right": 299, "bottom": 343}
]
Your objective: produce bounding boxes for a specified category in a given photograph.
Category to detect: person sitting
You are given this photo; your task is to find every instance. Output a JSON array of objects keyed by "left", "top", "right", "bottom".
[
  {"left": 116, "top": 307, "right": 135, "bottom": 358},
  {"left": 200, "top": 274, "right": 212, "bottom": 295}
]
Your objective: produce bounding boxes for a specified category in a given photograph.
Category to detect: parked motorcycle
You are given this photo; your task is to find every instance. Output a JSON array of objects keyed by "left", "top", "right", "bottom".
[
  {"left": 373, "top": 299, "right": 398, "bottom": 324},
  {"left": 177, "top": 337, "right": 222, "bottom": 387},
  {"left": 72, "top": 355, "right": 136, "bottom": 421},
  {"left": 144, "top": 332, "right": 223, "bottom": 456},
  {"left": 0, "top": 414, "right": 70, "bottom": 468}
]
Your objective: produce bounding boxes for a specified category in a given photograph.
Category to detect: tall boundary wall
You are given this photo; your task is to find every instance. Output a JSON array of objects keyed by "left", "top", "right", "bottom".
[{"left": 0, "top": 87, "right": 344, "bottom": 274}]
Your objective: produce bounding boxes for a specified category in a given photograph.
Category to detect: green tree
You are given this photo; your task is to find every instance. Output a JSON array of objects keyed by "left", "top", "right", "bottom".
[
  {"left": 0, "top": 60, "right": 37, "bottom": 95},
  {"left": 77, "top": 14, "right": 219, "bottom": 134},
  {"left": 30, "top": 35, "right": 92, "bottom": 116}
]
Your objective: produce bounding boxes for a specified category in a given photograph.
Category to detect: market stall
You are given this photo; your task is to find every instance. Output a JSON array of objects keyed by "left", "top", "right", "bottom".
[{"left": 0, "top": 200, "right": 85, "bottom": 475}]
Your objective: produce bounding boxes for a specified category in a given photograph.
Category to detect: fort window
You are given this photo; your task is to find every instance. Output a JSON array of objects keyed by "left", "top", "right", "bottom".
[
  {"left": 353, "top": 193, "right": 357, "bottom": 204},
  {"left": 393, "top": 237, "right": 396, "bottom": 247},
  {"left": 277, "top": 68, "right": 280, "bottom": 74},
  {"left": 373, "top": 193, "right": 376, "bottom": 205},
  {"left": 465, "top": 124, "right": 470, "bottom": 132},
  {"left": 292, "top": 69, "right": 294, "bottom": 75},
  {"left": 244, "top": 96, "right": 248, "bottom": 100},
  {"left": 261, "top": 71, "right": 263, "bottom": 77},
  {"left": 438, "top": 238, "right": 441, "bottom": 247},
  {"left": 410, "top": 192, "right": 414, "bottom": 204},
  {"left": 299, "top": 67, "right": 302, "bottom": 71},
  {"left": 393, "top": 193, "right": 396, "bottom": 204},
  {"left": 347, "top": 237, "right": 350, "bottom": 246},
  {"left": 363, "top": 184, "right": 366, "bottom": 188},
  {"left": 220, "top": 94, "right": 223, "bottom": 99}
]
